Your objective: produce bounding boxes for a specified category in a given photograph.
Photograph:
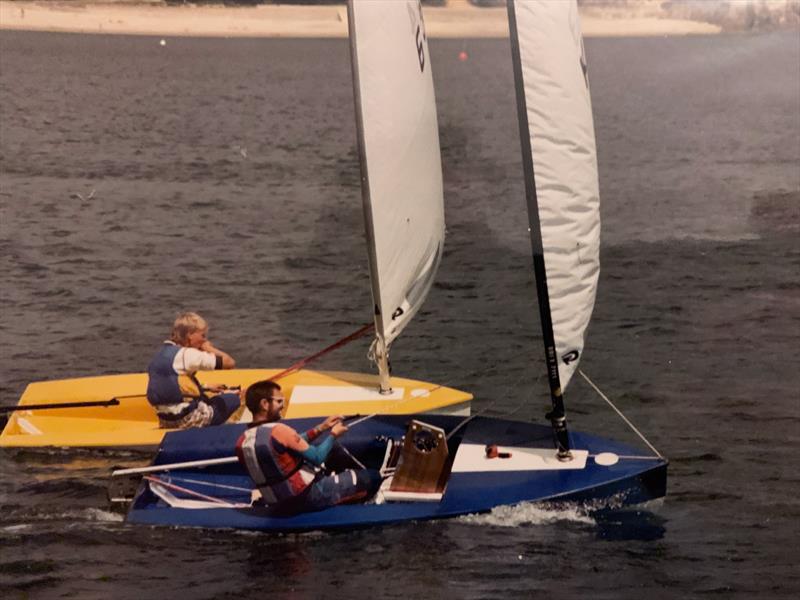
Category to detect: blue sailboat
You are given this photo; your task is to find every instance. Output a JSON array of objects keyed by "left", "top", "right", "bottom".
[
  {"left": 120, "top": 0, "right": 668, "bottom": 532},
  {"left": 122, "top": 415, "right": 665, "bottom": 531}
]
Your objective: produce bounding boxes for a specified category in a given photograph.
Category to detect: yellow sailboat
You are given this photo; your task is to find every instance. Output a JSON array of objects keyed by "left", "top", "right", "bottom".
[
  {"left": 1, "top": 369, "right": 470, "bottom": 449},
  {"left": 1, "top": 6, "right": 471, "bottom": 449}
]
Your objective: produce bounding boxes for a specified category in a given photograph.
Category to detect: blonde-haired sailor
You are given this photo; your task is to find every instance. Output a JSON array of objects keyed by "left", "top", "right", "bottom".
[{"left": 146, "top": 312, "right": 241, "bottom": 429}]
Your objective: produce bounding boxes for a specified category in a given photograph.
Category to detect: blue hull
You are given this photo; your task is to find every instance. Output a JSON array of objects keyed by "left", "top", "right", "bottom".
[{"left": 127, "top": 415, "right": 667, "bottom": 532}]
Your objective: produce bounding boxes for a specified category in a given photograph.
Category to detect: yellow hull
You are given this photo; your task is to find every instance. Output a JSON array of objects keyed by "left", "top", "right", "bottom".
[{"left": 0, "top": 369, "right": 472, "bottom": 449}]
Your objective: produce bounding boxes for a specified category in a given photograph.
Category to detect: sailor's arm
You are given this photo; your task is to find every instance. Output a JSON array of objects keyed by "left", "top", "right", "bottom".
[
  {"left": 200, "top": 340, "right": 235, "bottom": 369},
  {"left": 295, "top": 420, "right": 348, "bottom": 465},
  {"left": 302, "top": 415, "right": 344, "bottom": 442}
]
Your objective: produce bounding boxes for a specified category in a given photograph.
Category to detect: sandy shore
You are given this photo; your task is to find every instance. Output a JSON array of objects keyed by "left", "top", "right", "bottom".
[{"left": 0, "top": 1, "right": 722, "bottom": 38}]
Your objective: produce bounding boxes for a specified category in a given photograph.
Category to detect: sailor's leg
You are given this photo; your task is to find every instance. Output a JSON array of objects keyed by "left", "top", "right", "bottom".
[
  {"left": 304, "top": 469, "right": 383, "bottom": 510},
  {"left": 205, "top": 392, "right": 242, "bottom": 425}
]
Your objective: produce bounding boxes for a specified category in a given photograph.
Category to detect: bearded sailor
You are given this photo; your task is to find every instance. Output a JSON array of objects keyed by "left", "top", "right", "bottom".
[{"left": 236, "top": 380, "right": 382, "bottom": 514}]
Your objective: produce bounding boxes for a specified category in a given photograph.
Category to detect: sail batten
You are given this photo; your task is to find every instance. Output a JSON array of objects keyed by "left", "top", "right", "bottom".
[{"left": 348, "top": 0, "right": 445, "bottom": 364}]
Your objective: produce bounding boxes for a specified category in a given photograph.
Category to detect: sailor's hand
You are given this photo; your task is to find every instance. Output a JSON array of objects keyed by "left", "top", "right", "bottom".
[
  {"left": 202, "top": 340, "right": 226, "bottom": 354},
  {"left": 205, "top": 384, "right": 226, "bottom": 393},
  {"left": 321, "top": 415, "right": 343, "bottom": 431},
  {"left": 331, "top": 422, "right": 349, "bottom": 438}
]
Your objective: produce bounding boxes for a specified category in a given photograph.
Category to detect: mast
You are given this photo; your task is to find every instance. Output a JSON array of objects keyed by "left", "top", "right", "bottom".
[
  {"left": 372, "top": 337, "right": 391, "bottom": 395},
  {"left": 507, "top": 0, "right": 572, "bottom": 460},
  {"left": 346, "top": 1, "right": 391, "bottom": 393}
]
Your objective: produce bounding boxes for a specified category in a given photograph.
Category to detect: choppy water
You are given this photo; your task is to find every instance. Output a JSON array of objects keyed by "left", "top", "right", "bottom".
[{"left": 1, "top": 30, "right": 798, "bottom": 599}]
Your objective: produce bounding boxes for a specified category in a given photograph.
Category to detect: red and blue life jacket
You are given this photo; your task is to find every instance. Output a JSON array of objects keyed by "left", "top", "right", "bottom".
[{"left": 236, "top": 423, "right": 318, "bottom": 505}]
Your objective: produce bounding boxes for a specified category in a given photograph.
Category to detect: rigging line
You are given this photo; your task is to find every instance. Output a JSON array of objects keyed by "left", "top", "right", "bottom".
[
  {"left": 445, "top": 413, "right": 479, "bottom": 441},
  {"left": 445, "top": 370, "right": 538, "bottom": 441},
  {"left": 333, "top": 413, "right": 375, "bottom": 470},
  {"left": 426, "top": 359, "right": 529, "bottom": 398},
  {"left": 144, "top": 475, "right": 248, "bottom": 507},
  {"left": 445, "top": 395, "right": 509, "bottom": 441},
  {"left": 337, "top": 444, "right": 366, "bottom": 470},
  {"left": 270, "top": 322, "right": 375, "bottom": 382},
  {"left": 499, "top": 397, "right": 529, "bottom": 420},
  {"left": 578, "top": 369, "right": 664, "bottom": 459},
  {"left": 501, "top": 372, "right": 543, "bottom": 418},
  {"left": 346, "top": 413, "right": 377, "bottom": 429},
  {"left": 160, "top": 475, "right": 253, "bottom": 493}
]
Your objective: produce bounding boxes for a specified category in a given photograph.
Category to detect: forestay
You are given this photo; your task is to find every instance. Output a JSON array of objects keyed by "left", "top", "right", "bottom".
[
  {"left": 513, "top": 0, "right": 601, "bottom": 388},
  {"left": 348, "top": 0, "right": 445, "bottom": 349}
]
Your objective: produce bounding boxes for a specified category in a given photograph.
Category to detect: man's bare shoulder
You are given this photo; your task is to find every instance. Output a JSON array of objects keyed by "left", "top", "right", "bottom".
[{"left": 270, "top": 423, "right": 304, "bottom": 447}]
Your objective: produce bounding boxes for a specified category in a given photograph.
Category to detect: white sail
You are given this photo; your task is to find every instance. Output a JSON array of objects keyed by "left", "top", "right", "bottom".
[
  {"left": 512, "top": 0, "right": 601, "bottom": 389},
  {"left": 348, "top": 0, "right": 445, "bottom": 351}
]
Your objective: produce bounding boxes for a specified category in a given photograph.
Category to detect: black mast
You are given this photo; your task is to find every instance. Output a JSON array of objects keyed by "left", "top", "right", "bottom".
[{"left": 507, "top": 0, "right": 572, "bottom": 460}]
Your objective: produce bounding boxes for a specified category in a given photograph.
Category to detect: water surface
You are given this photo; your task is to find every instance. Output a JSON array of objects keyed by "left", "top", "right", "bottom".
[{"left": 1, "top": 30, "right": 798, "bottom": 599}]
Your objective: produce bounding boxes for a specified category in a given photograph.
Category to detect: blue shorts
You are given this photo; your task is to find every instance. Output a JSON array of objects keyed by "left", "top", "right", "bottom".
[{"left": 205, "top": 392, "right": 241, "bottom": 426}]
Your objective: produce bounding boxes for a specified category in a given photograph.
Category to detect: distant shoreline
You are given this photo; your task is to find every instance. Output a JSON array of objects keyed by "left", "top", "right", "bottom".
[{"left": 0, "top": 1, "right": 724, "bottom": 38}]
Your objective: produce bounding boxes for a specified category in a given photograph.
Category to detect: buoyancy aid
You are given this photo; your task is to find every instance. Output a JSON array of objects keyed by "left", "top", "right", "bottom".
[
  {"left": 236, "top": 423, "right": 318, "bottom": 506},
  {"left": 146, "top": 343, "right": 205, "bottom": 419}
]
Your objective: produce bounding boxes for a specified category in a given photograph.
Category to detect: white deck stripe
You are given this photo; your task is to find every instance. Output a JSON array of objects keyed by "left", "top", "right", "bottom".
[
  {"left": 452, "top": 444, "right": 588, "bottom": 472},
  {"left": 289, "top": 385, "right": 405, "bottom": 404},
  {"left": 16, "top": 418, "right": 43, "bottom": 435}
]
